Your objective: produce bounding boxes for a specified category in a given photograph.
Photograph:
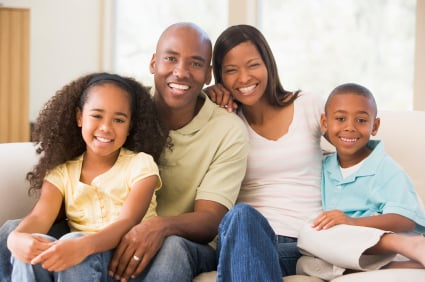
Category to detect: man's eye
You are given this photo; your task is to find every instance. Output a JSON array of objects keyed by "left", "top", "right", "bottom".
[
  {"left": 165, "top": 57, "right": 176, "bottom": 62},
  {"left": 191, "top": 62, "right": 203, "bottom": 68}
]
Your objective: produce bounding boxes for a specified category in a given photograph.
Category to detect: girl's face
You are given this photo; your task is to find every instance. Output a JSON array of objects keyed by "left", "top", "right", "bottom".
[
  {"left": 77, "top": 83, "right": 132, "bottom": 159},
  {"left": 220, "top": 41, "right": 268, "bottom": 106},
  {"left": 321, "top": 93, "right": 380, "bottom": 168}
]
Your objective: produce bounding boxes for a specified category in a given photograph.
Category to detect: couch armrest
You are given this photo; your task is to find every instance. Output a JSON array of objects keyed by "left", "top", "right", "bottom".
[{"left": 0, "top": 142, "right": 39, "bottom": 225}]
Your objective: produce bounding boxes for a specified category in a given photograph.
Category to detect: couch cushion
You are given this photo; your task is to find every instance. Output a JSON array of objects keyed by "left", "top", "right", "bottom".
[
  {"left": 0, "top": 142, "right": 39, "bottom": 225},
  {"left": 192, "top": 271, "right": 324, "bottom": 282},
  {"left": 330, "top": 269, "right": 425, "bottom": 281}
]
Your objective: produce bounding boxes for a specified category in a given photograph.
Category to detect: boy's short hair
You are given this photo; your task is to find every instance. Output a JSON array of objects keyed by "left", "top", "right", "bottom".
[{"left": 325, "top": 83, "right": 378, "bottom": 117}]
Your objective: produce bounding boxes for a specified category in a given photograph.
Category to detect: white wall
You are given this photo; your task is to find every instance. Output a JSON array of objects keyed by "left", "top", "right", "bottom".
[{"left": 1, "top": 0, "right": 101, "bottom": 121}]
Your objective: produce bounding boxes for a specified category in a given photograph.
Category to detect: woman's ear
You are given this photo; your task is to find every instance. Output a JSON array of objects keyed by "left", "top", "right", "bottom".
[{"left": 76, "top": 108, "right": 82, "bottom": 127}]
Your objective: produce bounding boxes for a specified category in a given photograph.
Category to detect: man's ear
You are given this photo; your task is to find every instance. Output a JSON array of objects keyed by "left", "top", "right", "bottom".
[
  {"left": 320, "top": 113, "right": 328, "bottom": 134},
  {"left": 205, "top": 65, "right": 212, "bottom": 85},
  {"left": 371, "top": 117, "right": 380, "bottom": 136},
  {"left": 149, "top": 53, "right": 156, "bottom": 74}
]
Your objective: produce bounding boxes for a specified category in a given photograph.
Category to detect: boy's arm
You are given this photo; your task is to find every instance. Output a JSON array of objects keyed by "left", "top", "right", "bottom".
[{"left": 313, "top": 209, "right": 416, "bottom": 232}]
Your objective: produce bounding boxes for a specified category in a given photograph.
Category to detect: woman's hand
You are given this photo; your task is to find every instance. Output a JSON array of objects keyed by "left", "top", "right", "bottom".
[{"left": 204, "top": 84, "right": 238, "bottom": 112}]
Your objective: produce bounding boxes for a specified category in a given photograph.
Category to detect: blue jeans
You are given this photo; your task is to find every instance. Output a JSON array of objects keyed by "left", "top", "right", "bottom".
[
  {"left": 216, "top": 203, "right": 301, "bottom": 282},
  {"left": 129, "top": 235, "right": 217, "bottom": 282},
  {"left": 11, "top": 232, "right": 112, "bottom": 282},
  {"left": 0, "top": 219, "right": 70, "bottom": 282}
]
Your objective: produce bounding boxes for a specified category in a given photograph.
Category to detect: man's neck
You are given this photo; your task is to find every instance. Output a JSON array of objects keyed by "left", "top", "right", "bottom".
[{"left": 155, "top": 95, "right": 204, "bottom": 130}]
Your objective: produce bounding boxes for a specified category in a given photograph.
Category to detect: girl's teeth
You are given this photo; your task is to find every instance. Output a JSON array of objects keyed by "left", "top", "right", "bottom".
[{"left": 97, "top": 137, "right": 112, "bottom": 143}]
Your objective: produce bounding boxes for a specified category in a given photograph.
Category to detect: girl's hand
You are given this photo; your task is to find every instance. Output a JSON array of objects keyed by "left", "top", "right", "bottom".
[
  {"left": 312, "top": 210, "right": 354, "bottom": 230},
  {"left": 31, "top": 237, "right": 89, "bottom": 272},
  {"left": 204, "top": 84, "right": 238, "bottom": 112},
  {"left": 8, "top": 232, "right": 53, "bottom": 263}
]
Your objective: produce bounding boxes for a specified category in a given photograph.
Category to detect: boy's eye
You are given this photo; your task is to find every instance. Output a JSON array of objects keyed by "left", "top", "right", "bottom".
[
  {"left": 335, "top": 117, "right": 345, "bottom": 122},
  {"left": 357, "top": 118, "right": 368, "bottom": 123}
]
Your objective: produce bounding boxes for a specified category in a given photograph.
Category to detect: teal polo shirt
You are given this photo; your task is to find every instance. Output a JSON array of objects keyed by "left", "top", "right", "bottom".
[{"left": 322, "top": 140, "right": 425, "bottom": 233}]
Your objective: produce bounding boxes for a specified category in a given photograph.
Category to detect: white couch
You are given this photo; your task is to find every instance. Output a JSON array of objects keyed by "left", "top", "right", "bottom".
[{"left": 1, "top": 111, "right": 425, "bottom": 281}]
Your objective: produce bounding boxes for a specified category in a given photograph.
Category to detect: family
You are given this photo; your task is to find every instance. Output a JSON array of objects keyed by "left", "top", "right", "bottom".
[{"left": 1, "top": 22, "right": 425, "bottom": 282}]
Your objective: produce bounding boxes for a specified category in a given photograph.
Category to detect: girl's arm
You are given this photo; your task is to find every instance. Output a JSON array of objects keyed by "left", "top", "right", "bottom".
[
  {"left": 31, "top": 175, "right": 158, "bottom": 271},
  {"left": 7, "top": 181, "right": 63, "bottom": 262},
  {"left": 312, "top": 209, "right": 416, "bottom": 233}
]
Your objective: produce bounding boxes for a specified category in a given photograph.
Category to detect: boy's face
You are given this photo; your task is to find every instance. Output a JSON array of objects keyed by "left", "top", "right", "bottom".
[{"left": 321, "top": 92, "right": 380, "bottom": 167}]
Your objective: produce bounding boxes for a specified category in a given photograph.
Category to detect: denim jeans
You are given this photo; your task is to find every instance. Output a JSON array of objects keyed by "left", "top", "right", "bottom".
[
  {"left": 10, "top": 232, "right": 112, "bottom": 282},
  {"left": 216, "top": 203, "right": 301, "bottom": 282},
  {"left": 129, "top": 235, "right": 217, "bottom": 282},
  {"left": 0, "top": 219, "right": 70, "bottom": 282}
]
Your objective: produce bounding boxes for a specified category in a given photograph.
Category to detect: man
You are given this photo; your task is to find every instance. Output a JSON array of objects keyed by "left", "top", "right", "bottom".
[{"left": 1, "top": 22, "right": 248, "bottom": 282}]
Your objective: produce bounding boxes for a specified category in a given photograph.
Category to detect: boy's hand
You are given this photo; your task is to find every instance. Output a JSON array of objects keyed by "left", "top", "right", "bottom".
[
  {"left": 312, "top": 210, "right": 354, "bottom": 230},
  {"left": 204, "top": 84, "right": 238, "bottom": 112}
]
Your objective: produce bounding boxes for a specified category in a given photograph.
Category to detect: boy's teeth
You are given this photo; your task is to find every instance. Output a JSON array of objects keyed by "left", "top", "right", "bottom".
[
  {"left": 170, "top": 83, "right": 189, "bottom": 90},
  {"left": 341, "top": 137, "right": 356, "bottom": 142}
]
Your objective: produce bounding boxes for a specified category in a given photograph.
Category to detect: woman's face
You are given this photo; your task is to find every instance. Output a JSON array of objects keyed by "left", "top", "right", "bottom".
[{"left": 220, "top": 41, "right": 268, "bottom": 106}]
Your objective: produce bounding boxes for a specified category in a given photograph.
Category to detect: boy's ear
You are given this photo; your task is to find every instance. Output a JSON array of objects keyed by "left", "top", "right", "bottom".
[
  {"left": 371, "top": 117, "right": 380, "bottom": 136},
  {"left": 320, "top": 113, "right": 328, "bottom": 134}
]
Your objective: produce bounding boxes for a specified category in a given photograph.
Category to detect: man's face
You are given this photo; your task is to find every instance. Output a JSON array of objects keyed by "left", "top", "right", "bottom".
[{"left": 150, "top": 26, "right": 212, "bottom": 111}]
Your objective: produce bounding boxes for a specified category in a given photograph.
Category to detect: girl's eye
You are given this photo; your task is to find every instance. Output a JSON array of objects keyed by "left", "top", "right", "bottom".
[
  {"left": 249, "top": 63, "right": 260, "bottom": 68},
  {"left": 114, "top": 118, "right": 125, "bottom": 123},
  {"left": 91, "top": 114, "right": 102, "bottom": 119}
]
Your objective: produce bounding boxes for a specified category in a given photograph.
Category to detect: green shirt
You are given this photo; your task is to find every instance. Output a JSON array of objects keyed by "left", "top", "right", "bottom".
[{"left": 156, "top": 92, "right": 249, "bottom": 216}]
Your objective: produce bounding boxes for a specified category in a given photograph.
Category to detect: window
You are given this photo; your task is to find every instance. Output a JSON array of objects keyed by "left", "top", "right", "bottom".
[
  {"left": 114, "top": 0, "right": 228, "bottom": 86},
  {"left": 259, "top": 0, "right": 416, "bottom": 110}
]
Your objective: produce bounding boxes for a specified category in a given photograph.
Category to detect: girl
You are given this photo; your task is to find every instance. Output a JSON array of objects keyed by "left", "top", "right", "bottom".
[
  {"left": 7, "top": 72, "right": 168, "bottom": 281},
  {"left": 206, "top": 24, "right": 324, "bottom": 281}
]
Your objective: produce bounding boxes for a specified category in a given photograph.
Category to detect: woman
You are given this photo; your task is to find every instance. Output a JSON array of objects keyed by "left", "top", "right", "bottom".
[{"left": 206, "top": 24, "right": 324, "bottom": 281}]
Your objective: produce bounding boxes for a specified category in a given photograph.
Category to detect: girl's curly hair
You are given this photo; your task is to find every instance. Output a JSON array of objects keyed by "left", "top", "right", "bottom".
[{"left": 27, "top": 72, "right": 169, "bottom": 195}]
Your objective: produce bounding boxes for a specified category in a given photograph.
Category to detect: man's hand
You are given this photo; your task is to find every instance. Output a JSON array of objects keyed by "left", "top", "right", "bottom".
[
  {"left": 108, "top": 217, "right": 166, "bottom": 281},
  {"left": 312, "top": 210, "right": 354, "bottom": 230},
  {"left": 204, "top": 84, "right": 238, "bottom": 112}
]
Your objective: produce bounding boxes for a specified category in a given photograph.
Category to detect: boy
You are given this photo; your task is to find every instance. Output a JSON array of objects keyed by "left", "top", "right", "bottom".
[{"left": 297, "top": 83, "right": 425, "bottom": 280}]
